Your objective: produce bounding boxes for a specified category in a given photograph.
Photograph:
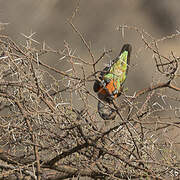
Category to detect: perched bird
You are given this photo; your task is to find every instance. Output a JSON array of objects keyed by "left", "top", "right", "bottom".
[{"left": 93, "top": 44, "right": 132, "bottom": 120}]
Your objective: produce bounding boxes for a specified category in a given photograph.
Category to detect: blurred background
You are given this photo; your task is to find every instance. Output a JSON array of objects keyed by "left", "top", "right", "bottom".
[
  {"left": 1, "top": 0, "right": 180, "bottom": 93},
  {"left": 1, "top": 1, "right": 180, "bottom": 177},
  {"left": 1, "top": 0, "right": 180, "bottom": 164}
]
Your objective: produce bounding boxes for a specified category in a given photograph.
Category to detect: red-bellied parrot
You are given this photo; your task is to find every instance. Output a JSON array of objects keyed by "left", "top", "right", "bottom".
[{"left": 93, "top": 44, "right": 132, "bottom": 120}]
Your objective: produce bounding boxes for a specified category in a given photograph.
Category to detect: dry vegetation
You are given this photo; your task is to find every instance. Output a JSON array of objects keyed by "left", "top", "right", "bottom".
[{"left": 0, "top": 16, "right": 180, "bottom": 180}]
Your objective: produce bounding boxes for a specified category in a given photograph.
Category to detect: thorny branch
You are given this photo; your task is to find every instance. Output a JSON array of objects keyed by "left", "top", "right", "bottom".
[{"left": 0, "top": 23, "right": 180, "bottom": 180}]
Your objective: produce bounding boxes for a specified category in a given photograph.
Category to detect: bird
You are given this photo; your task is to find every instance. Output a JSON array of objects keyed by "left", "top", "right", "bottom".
[{"left": 93, "top": 44, "right": 132, "bottom": 120}]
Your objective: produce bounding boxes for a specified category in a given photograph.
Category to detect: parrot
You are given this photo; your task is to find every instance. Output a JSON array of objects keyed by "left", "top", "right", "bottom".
[{"left": 93, "top": 44, "right": 132, "bottom": 120}]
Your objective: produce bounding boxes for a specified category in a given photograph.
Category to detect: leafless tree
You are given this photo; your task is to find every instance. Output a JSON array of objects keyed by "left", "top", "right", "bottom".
[{"left": 0, "top": 14, "right": 180, "bottom": 180}]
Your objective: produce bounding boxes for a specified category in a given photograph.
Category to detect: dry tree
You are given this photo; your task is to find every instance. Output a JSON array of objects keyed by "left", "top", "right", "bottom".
[{"left": 0, "top": 21, "right": 180, "bottom": 180}]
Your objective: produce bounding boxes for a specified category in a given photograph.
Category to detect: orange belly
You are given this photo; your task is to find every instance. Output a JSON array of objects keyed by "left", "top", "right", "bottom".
[{"left": 98, "top": 79, "right": 118, "bottom": 98}]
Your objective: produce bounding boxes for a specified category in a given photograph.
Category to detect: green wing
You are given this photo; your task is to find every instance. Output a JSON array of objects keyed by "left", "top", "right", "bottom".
[{"left": 103, "top": 44, "right": 131, "bottom": 91}]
